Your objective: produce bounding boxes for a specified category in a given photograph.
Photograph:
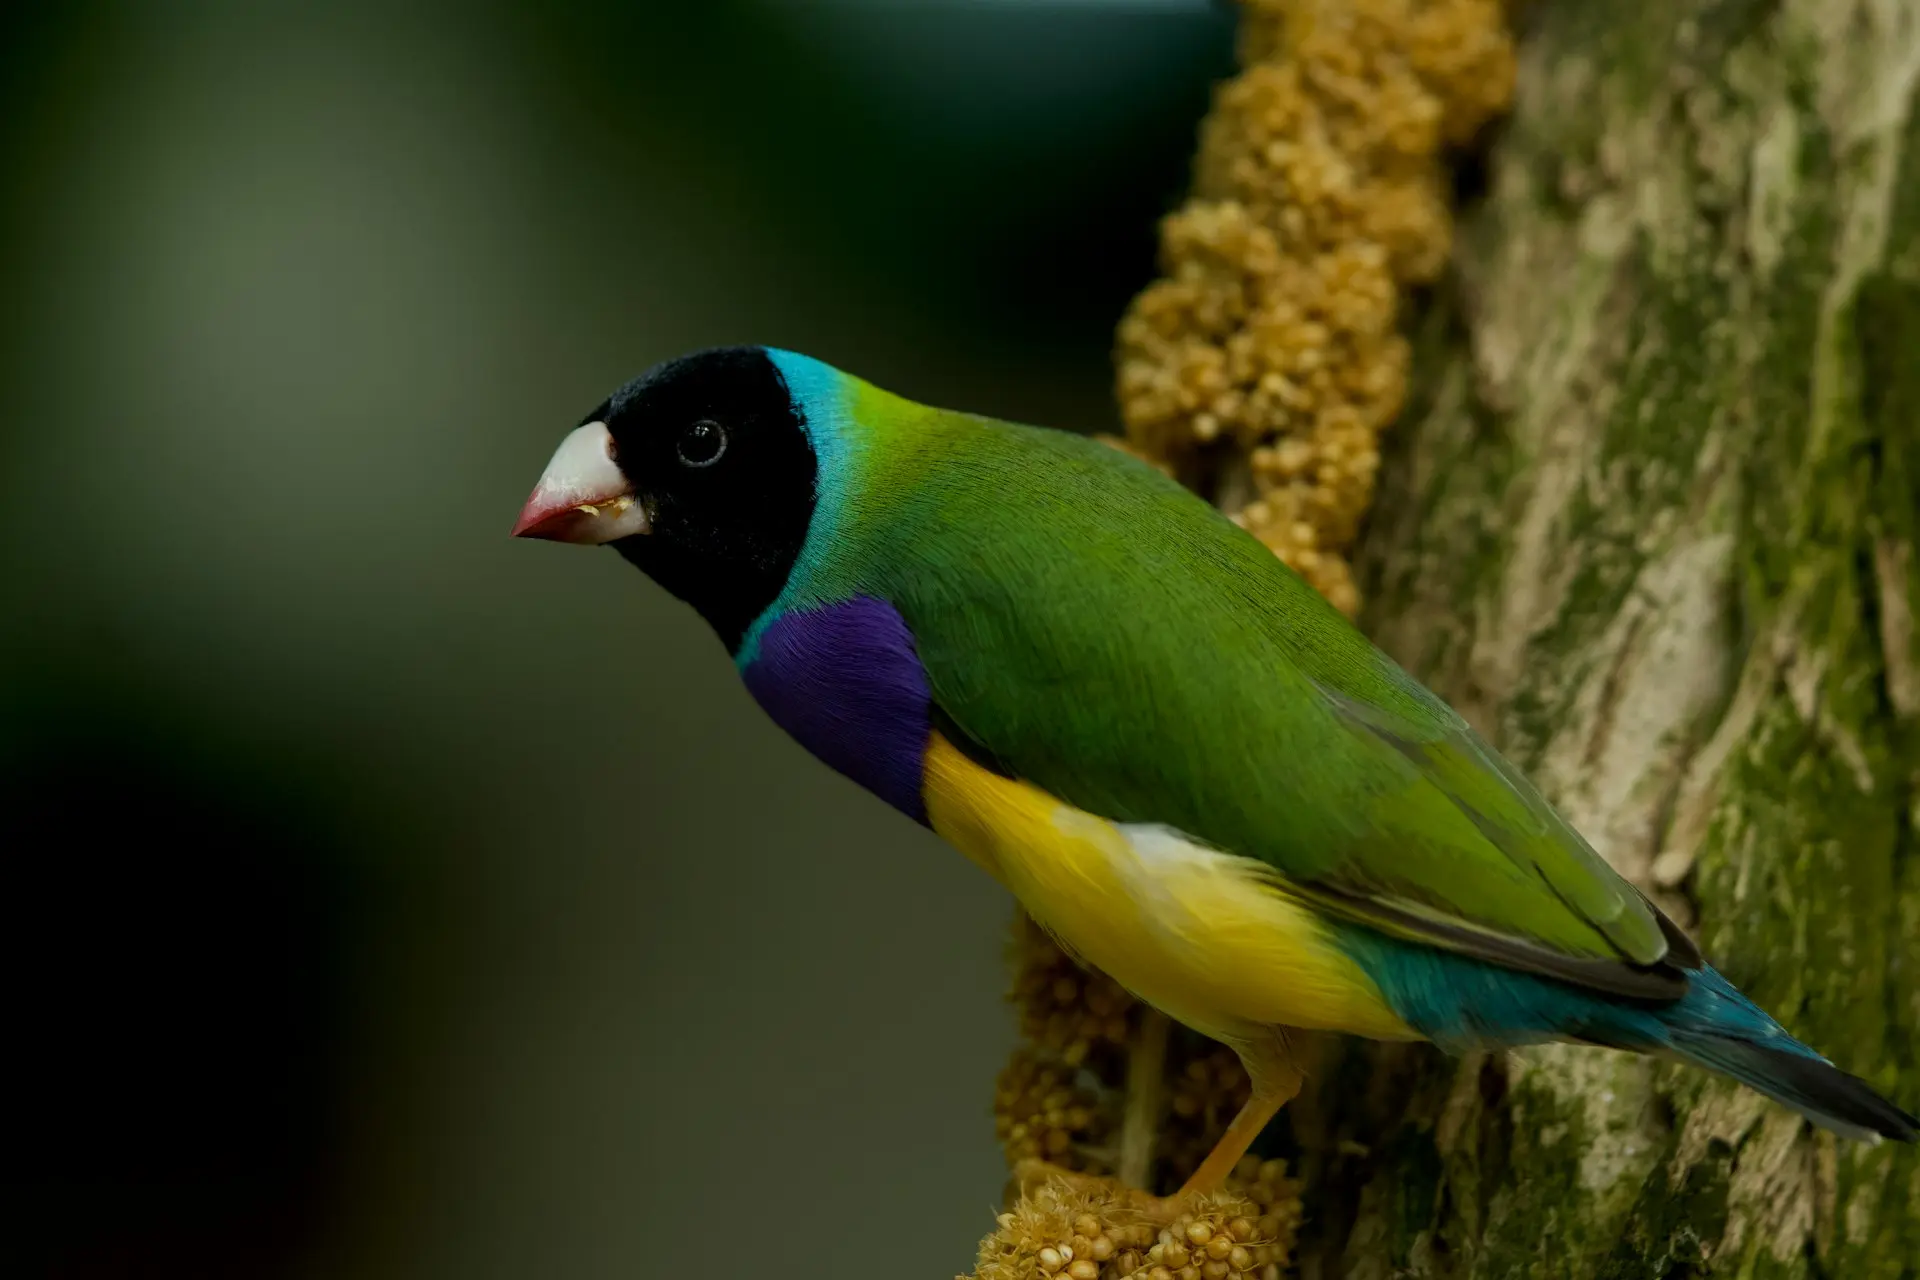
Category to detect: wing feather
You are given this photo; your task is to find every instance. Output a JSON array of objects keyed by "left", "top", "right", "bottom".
[{"left": 860, "top": 413, "right": 1695, "bottom": 998}]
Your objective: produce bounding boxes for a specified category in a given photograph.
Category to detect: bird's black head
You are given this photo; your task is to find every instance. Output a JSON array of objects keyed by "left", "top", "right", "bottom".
[{"left": 511, "top": 346, "right": 819, "bottom": 650}]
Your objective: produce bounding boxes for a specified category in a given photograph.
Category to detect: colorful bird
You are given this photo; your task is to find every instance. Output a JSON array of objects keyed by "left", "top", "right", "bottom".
[{"left": 512, "top": 347, "right": 1916, "bottom": 1202}]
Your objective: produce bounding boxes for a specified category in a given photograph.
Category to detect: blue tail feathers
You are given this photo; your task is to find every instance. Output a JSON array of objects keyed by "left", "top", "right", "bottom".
[
  {"left": 1657, "top": 970, "right": 1915, "bottom": 1143},
  {"left": 1341, "top": 929, "right": 1916, "bottom": 1142},
  {"left": 1666, "top": 1027, "right": 1916, "bottom": 1142}
]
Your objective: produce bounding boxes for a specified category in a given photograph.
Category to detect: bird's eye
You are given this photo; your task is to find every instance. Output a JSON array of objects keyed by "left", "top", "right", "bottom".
[{"left": 676, "top": 419, "right": 728, "bottom": 468}]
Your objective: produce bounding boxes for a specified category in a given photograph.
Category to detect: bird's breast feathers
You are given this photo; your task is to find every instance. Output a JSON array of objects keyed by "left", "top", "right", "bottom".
[{"left": 739, "top": 596, "right": 933, "bottom": 824}]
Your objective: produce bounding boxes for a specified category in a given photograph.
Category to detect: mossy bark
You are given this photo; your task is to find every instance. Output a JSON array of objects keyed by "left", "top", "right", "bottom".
[{"left": 1295, "top": 1, "right": 1920, "bottom": 1275}]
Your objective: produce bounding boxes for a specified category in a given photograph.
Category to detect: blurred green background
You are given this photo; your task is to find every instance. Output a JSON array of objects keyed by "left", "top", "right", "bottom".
[{"left": 0, "top": 2, "right": 1234, "bottom": 1276}]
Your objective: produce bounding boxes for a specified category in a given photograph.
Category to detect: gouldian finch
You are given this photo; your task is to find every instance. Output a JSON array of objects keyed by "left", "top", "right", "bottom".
[{"left": 512, "top": 347, "right": 1916, "bottom": 1198}]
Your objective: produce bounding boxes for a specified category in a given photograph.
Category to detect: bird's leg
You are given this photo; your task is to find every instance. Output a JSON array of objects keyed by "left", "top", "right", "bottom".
[
  {"left": 1012, "top": 1033, "right": 1304, "bottom": 1222},
  {"left": 1173, "top": 1046, "right": 1302, "bottom": 1198}
]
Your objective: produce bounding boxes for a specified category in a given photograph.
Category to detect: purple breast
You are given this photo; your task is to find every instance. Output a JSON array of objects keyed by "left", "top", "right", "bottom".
[{"left": 740, "top": 596, "right": 932, "bottom": 824}]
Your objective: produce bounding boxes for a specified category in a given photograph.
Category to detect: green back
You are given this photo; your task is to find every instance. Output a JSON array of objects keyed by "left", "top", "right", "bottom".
[{"left": 778, "top": 368, "right": 1684, "bottom": 992}]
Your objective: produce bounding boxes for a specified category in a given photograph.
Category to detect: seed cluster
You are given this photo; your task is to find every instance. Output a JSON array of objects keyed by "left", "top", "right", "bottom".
[
  {"left": 968, "top": 1163, "right": 1302, "bottom": 1280},
  {"left": 970, "top": 1192, "right": 1157, "bottom": 1280},
  {"left": 994, "top": 915, "right": 1133, "bottom": 1175},
  {"left": 1115, "top": 0, "right": 1514, "bottom": 615},
  {"left": 996, "top": 1048, "right": 1113, "bottom": 1172},
  {"left": 1012, "top": 914, "right": 1138, "bottom": 1069}
]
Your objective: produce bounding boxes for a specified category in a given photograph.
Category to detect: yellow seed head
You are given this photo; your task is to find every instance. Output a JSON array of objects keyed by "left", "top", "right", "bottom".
[{"left": 1115, "top": 0, "right": 1513, "bottom": 618}]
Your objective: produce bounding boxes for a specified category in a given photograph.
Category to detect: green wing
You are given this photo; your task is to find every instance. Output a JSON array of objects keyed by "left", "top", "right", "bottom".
[{"left": 867, "top": 416, "right": 1694, "bottom": 998}]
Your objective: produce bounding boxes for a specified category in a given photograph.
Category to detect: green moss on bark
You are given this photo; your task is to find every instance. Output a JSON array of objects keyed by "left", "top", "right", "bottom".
[{"left": 1332, "top": 0, "right": 1920, "bottom": 1275}]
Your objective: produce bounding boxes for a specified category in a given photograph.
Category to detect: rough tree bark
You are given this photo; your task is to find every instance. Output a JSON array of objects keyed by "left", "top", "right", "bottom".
[{"left": 1292, "top": 1, "right": 1919, "bottom": 1275}]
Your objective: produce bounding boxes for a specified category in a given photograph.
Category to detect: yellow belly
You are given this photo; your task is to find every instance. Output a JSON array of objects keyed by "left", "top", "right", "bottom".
[{"left": 922, "top": 733, "right": 1415, "bottom": 1044}]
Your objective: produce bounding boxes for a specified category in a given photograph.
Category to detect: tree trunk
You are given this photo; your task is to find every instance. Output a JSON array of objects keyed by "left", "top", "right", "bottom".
[{"left": 1300, "top": 1, "right": 1920, "bottom": 1274}]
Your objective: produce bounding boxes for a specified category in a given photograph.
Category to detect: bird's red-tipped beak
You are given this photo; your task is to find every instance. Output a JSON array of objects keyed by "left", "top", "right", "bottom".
[{"left": 511, "top": 420, "right": 652, "bottom": 543}]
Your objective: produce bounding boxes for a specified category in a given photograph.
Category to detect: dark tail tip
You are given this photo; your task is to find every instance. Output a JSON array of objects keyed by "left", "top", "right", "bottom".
[
  {"left": 1674, "top": 1035, "right": 1916, "bottom": 1142},
  {"left": 1774, "top": 1054, "right": 1918, "bottom": 1142}
]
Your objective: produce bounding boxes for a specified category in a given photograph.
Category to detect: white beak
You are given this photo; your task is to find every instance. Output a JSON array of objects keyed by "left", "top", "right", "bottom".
[{"left": 510, "top": 421, "right": 652, "bottom": 544}]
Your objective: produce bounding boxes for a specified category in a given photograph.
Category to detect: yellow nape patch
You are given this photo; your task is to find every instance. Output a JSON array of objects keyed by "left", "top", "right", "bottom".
[{"left": 921, "top": 733, "right": 1414, "bottom": 1043}]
